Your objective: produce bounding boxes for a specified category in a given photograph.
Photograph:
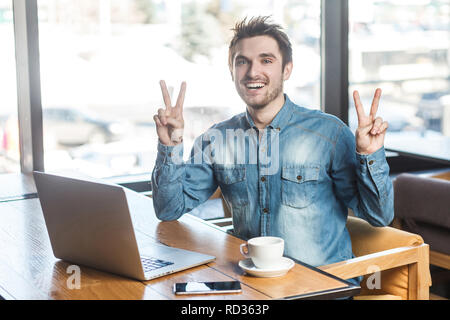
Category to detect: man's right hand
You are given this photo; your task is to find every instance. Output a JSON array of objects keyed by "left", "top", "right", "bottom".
[{"left": 153, "top": 80, "right": 186, "bottom": 146}]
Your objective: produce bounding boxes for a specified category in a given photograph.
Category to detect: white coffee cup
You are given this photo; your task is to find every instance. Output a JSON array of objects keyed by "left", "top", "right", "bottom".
[{"left": 239, "top": 236, "right": 284, "bottom": 269}]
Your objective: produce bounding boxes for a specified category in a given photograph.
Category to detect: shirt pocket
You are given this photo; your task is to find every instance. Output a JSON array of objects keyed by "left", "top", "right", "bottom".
[
  {"left": 215, "top": 166, "right": 249, "bottom": 207},
  {"left": 281, "top": 165, "right": 320, "bottom": 208}
]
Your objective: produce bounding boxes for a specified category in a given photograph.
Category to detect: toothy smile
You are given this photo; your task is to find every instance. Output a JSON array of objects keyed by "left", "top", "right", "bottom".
[{"left": 245, "top": 82, "right": 266, "bottom": 89}]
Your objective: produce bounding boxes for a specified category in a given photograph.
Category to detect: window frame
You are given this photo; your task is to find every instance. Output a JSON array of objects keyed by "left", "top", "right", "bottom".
[
  {"left": 13, "top": 0, "right": 44, "bottom": 173},
  {"left": 321, "top": 0, "right": 349, "bottom": 124}
]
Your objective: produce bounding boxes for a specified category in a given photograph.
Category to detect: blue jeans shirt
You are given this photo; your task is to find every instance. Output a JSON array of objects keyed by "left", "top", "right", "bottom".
[{"left": 152, "top": 95, "right": 394, "bottom": 274}]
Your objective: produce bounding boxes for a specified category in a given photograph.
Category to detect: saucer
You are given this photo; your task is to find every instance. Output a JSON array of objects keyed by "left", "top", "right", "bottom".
[{"left": 238, "top": 257, "right": 295, "bottom": 278}]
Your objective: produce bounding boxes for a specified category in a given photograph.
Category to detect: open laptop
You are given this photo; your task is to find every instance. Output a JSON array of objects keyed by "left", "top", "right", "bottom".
[{"left": 33, "top": 171, "right": 215, "bottom": 281}]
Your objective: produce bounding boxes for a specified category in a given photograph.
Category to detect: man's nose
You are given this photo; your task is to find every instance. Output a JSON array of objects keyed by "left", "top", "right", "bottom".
[{"left": 246, "top": 61, "right": 261, "bottom": 79}]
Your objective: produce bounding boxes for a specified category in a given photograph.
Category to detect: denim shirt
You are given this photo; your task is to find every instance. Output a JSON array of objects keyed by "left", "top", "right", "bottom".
[{"left": 152, "top": 94, "right": 394, "bottom": 271}]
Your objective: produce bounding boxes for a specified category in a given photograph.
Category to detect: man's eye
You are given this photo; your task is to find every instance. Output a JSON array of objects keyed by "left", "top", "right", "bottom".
[
  {"left": 236, "top": 60, "right": 247, "bottom": 65},
  {"left": 263, "top": 59, "right": 272, "bottom": 64}
]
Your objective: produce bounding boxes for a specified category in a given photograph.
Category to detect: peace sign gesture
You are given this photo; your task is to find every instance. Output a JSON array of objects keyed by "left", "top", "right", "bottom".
[
  {"left": 353, "top": 88, "right": 389, "bottom": 155},
  {"left": 153, "top": 80, "right": 186, "bottom": 146}
]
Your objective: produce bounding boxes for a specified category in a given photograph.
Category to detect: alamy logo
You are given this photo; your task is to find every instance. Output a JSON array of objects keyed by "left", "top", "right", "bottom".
[
  {"left": 66, "top": 265, "right": 81, "bottom": 289},
  {"left": 171, "top": 128, "right": 280, "bottom": 175},
  {"left": 366, "top": 265, "right": 381, "bottom": 290}
]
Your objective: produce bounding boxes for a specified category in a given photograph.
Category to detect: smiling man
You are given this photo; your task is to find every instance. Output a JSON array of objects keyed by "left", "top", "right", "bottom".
[{"left": 151, "top": 16, "right": 394, "bottom": 286}]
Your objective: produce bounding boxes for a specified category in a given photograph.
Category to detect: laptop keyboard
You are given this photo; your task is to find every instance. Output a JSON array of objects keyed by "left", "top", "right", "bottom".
[{"left": 141, "top": 257, "right": 174, "bottom": 273}]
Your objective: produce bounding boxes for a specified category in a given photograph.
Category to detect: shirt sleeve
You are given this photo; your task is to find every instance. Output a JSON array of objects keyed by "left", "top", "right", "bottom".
[
  {"left": 330, "top": 125, "right": 394, "bottom": 227},
  {"left": 151, "top": 137, "right": 218, "bottom": 221}
]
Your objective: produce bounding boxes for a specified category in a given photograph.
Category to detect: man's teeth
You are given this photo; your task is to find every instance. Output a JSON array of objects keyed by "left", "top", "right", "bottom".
[{"left": 246, "top": 83, "right": 265, "bottom": 89}]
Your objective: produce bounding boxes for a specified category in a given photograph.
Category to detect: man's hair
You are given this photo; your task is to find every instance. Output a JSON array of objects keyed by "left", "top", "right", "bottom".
[{"left": 228, "top": 16, "right": 293, "bottom": 71}]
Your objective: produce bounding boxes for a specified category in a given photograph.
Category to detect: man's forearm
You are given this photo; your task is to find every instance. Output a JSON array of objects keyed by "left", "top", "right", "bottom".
[
  {"left": 151, "top": 140, "right": 218, "bottom": 221},
  {"left": 353, "top": 147, "right": 394, "bottom": 226},
  {"left": 151, "top": 142, "right": 187, "bottom": 220},
  {"left": 333, "top": 126, "right": 394, "bottom": 227}
]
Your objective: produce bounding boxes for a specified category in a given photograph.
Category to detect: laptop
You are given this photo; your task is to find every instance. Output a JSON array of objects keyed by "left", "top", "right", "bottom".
[{"left": 33, "top": 171, "right": 215, "bottom": 281}]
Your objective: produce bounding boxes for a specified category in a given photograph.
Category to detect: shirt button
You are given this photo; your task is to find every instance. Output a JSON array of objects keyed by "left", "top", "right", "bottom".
[
  {"left": 276, "top": 127, "right": 281, "bottom": 131},
  {"left": 369, "top": 160, "right": 374, "bottom": 165},
  {"left": 297, "top": 175, "right": 302, "bottom": 181},
  {"left": 168, "top": 152, "right": 173, "bottom": 157},
  {"left": 261, "top": 176, "right": 266, "bottom": 182},
  {"left": 360, "top": 159, "right": 364, "bottom": 164},
  {"left": 263, "top": 208, "right": 269, "bottom": 213}
]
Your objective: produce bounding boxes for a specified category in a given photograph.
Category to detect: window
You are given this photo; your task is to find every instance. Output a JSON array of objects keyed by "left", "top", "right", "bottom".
[
  {"left": 0, "top": 0, "right": 20, "bottom": 174},
  {"left": 349, "top": 0, "right": 450, "bottom": 150},
  {"left": 37, "top": 0, "right": 321, "bottom": 178}
]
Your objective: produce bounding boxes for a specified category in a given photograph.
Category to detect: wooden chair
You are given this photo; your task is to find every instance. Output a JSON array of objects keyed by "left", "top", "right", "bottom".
[{"left": 319, "top": 216, "right": 431, "bottom": 300}]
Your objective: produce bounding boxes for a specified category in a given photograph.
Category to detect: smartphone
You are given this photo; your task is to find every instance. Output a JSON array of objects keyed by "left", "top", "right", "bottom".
[{"left": 173, "top": 280, "right": 242, "bottom": 295}]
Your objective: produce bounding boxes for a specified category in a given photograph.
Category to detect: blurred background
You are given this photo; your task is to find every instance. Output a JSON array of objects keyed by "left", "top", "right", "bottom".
[{"left": 0, "top": 0, "right": 449, "bottom": 178}]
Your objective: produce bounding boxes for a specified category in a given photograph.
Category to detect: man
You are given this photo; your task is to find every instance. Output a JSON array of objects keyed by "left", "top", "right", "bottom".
[{"left": 151, "top": 16, "right": 393, "bottom": 285}]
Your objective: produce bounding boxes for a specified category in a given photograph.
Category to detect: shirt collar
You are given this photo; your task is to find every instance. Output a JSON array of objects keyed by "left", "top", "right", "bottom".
[{"left": 245, "top": 94, "right": 294, "bottom": 130}]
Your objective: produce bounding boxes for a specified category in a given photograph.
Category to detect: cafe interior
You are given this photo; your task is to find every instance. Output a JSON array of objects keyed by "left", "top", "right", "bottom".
[{"left": 0, "top": 0, "right": 449, "bottom": 301}]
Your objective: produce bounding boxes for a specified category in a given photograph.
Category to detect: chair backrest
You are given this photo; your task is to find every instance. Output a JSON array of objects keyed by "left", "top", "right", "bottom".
[
  {"left": 347, "top": 216, "right": 424, "bottom": 256},
  {"left": 393, "top": 173, "right": 450, "bottom": 255}
]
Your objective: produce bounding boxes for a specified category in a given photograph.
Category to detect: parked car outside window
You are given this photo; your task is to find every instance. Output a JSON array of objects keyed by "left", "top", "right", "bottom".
[{"left": 43, "top": 107, "right": 129, "bottom": 146}]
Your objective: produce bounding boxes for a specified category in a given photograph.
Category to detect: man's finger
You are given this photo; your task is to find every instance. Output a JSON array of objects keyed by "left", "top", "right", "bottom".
[
  {"left": 165, "top": 117, "right": 184, "bottom": 129},
  {"left": 358, "top": 124, "right": 372, "bottom": 136},
  {"left": 158, "top": 108, "right": 167, "bottom": 126},
  {"left": 378, "top": 121, "right": 389, "bottom": 134},
  {"left": 160, "top": 80, "right": 172, "bottom": 109},
  {"left": 353, "top": 90, "right": 365, "bottom": 124},
  {"left": 370, "top": 88, "right": 382, "bottom": 118},
  {"left": 175, "top": 81, "right": 187, "bottom": 111},
  {"left": 370, "top": 116, "right": 383, "bottom": 135},
  {"left": 153, "top": 115, "right": 162, "bottom": 127}
]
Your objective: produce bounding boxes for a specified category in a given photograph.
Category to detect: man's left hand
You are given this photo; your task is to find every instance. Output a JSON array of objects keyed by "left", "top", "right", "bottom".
[{"left": 353, "top": 88, "right": 389, "bottom": 155}]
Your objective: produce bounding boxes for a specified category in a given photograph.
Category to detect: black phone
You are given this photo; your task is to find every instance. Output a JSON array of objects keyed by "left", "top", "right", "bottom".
[{"left": 173, "top": 280, "right": 242, "bottom": 295}]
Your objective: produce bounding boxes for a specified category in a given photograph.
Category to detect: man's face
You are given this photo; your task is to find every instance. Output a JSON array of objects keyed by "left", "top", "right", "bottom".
[{"left": 231, "top": 35, "right": 292, "bottom": 110}]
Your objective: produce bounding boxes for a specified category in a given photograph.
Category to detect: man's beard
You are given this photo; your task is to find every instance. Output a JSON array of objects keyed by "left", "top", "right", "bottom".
[{"left": 241, "top": 77, "right": 284, "bottom": 111}]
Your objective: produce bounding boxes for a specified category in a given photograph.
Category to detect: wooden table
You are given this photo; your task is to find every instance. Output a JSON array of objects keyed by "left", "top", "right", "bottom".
[{"left": 0, "top": 174, "right": 359, "bottom": 300}]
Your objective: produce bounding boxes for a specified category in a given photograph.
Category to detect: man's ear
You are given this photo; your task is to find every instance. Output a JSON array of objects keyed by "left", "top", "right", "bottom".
[
  {"left": 283, "top": 61, "right": 293, "bottom": 81},
  {"left": 230, "top": 69, "right": 235, "bottom": 82}
]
